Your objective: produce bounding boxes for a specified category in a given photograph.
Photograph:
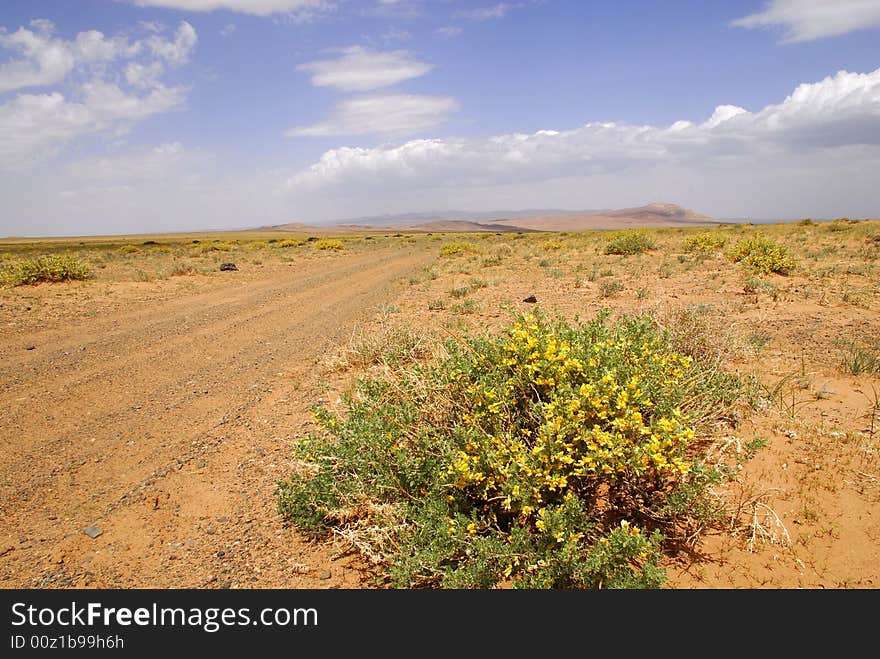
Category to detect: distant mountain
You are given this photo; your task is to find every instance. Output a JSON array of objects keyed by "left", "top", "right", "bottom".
[
  {"left": 490, "top": 203, "right": 719, "bottom": 231},
  {"left": 320, "top": 209, "right": 603, "bottom": 226},
  {"left": 262, "top": 203, "right": 718, "bottom": 234}
]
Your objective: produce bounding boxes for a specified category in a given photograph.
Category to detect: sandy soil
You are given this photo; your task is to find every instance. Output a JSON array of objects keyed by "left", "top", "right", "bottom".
[{"left": 0, "top": 246, "right": 431, "bottom": 588}]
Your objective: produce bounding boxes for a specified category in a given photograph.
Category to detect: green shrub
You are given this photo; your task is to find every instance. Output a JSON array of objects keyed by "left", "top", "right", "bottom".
[
  {"left": 727, "top": 235, "right": 796, "bottom": 275},
  {"left": 1, "top": 255, "right": 92, "bottom": 286},
  {"left": 440, "top": 241, "right": 484, "bottom": 257},
  {"left": 277, "top": 310, "right": 751, "bottom": 588},
  {"left": 683, "top": 232, "right": 726, "bottom": 253},
  {"left": 604, "top": 230, "right": 656, "bottom": 255},
  {"left": 117, "top": 244, "right": 140, "bottom": 254},
  {"left": 313, "top": 239, "right": 345, "bottom": 251}
]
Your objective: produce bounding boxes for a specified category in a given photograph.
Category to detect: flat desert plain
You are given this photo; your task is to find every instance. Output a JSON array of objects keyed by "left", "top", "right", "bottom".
[{"left": 1, "top": 221, "right": 879, "bottom": 588}]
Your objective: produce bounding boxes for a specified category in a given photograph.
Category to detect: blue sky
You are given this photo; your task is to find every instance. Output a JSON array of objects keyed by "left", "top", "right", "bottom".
[{"left": 1, "top": 0, "right": 879, "bottom": 236}]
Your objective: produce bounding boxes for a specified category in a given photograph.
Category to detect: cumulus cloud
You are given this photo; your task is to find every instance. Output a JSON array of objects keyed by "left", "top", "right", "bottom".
[
  {"left": 286, "top": 67, "right": 880, "bottom": 191},
  {"left": 0, "top": 20, "right": 77, "bottom": 92},
  {"left": 731, "top": 0, "right": 880, "bottom": 43},
  {"left": 127, "top": 0, "right": 334, "bottom": 17},
  {"left": 0, "top": 19, "right": 195, "bottom": 169},
  {"left": 297, "top": 46, "right": 432, "bottom": 92},
  {"left": 285, "top": 93, "right": 458, "bottom": 137}
]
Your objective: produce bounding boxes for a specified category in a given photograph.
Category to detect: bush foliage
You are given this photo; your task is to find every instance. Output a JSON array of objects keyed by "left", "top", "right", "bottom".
[
  {"left": 727, "top": 235, "right": 796, "bottom": 275},
  {"left": 440, "top": 241, "right": 484, "bottom": 257},
  {"left": 604, "top": 230, "right": 656, "bottom": 256},
  {"left": 683, "top": 232, "right": 726, "bottom": 253},
  {"left": 277, "top": 310, "right": 750, "bottom": 588},
  {"left": 1, "top": 255, "right": 92, "bottom": 286}
]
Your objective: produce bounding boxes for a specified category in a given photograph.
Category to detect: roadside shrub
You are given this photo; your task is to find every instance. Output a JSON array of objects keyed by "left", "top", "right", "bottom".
[
  {"left": 604, "top": 230, "right": 656, "bottom": 256},
  {"left": 1, "top": 255, "right": 92, "bottom": 286},
  {"left": 245, "top": 241, "right": 268, "bottom": 250},
  {"left": 313, "top": 239, "right": 345, "bottom": 251},
  {"left": 541, "top": 240, "right": 565, "bottom": 251},
  {"left": 440, "top": 241, "right": 484, "bottom": 257},
  {"left": 117, "top": 244, "right": 140, "bottom": 254},
  {"left": 277, "top": 310, "right": 750, "bottom": 588},
  {"left": 727, "top": 235, "right": 796, "bottom": 275},
  {"left": 683, "top": 232, "right": 726, "bottom": 254}
]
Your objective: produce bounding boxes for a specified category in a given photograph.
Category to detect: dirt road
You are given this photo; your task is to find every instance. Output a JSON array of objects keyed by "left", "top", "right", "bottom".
[{"left": 0, "top": 247, "right": 432, "bottom": 588}]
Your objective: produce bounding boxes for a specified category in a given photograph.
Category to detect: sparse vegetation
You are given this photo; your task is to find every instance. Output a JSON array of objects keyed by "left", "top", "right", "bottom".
[
  {"left": 313, "top": 239, "right": 345, "bottom": 251},
  {"left": 727, "top": 235, "right": 796, "bottom": 275},
  {"left": 1, "top": 255, "right": 92, "bottom": 286},
  {"left": 684, "top": 232, "right": 726, "bottom": 253},
  {"left": 440, "top": 241, "right": 484, "bottom": 257},
  {"left": 273, "top": 238, "right": 304, "bottom": 248},
  {"left": 604, "top": 229, "right": 656, "bottom": 255}
]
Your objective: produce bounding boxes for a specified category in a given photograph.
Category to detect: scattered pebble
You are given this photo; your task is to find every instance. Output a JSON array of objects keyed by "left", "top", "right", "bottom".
[
  {"left": 83, "top": 526, "right": 103, "bottom": 539},
  {"left": 25, "top": 345, "right": 35, "bottom": 350},
  {"left": 522, "top": 295, "right": 537, "bottom": 303}
]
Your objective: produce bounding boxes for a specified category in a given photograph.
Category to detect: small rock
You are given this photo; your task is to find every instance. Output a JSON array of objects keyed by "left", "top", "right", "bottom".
[
  {"left": 221, "top": 580, "right": 232, "bottom": 589},
  {"left": 196, "top": 459, "right": 207, "bottom": 469},
  {"left": 205, "top": 527, "right": 216, "bottom": 535},
  {"left": 219, "top": 263, "right": 238, "bottom": 272},
  {"left": 25, "top": 345, "right": 35, "bottom": 350},
  {"left": 522, "top": 295, "right": 537, "bottom": 303},
  {"left": 83, "top": 526, "right": 103, "bottom": 539},
  {"left": 319, "top": 571, "right": 332, "bottom": 580}
]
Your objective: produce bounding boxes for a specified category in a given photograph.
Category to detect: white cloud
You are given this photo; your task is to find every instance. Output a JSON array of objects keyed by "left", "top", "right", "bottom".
[
  {"left": 220, "top": 23, "right": 236, "bottom": 37},
  {"left": 146, "top": 21, "right": 197, "bottom": 65},
  {"left": 0, "top": 20, "right": 75, "bottom": 92},
  {"left": 125, "top": 61, "right": 165, "bottom": 88},
  {"left": 731, "top": 0, "right": 880, "bottom": 42},
  {"left": 455, "top": 3, "right": 523, "bottom": 21},
  {"left": 296, "top": 46, "right": 432, "bottom": 91},
  {"left": 0, "top": 83, "right": 187, "bottom": 169},
  {"left": 285, "top": 93, "right": 458, "bottom": 137},
  {"left": 127, "top": 0, "right": 334, "bottom": 17},
  {"left": 0, "top": 19, "right": 195, "bottom": 169},
  {"left": 286, "top": 67, "right": 880, "bottom": 191}
]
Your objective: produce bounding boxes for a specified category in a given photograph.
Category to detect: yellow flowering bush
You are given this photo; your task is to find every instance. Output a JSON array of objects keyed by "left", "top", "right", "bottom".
[
  {"left": 683, "top": 232, "right": 726, "bottom": 253},
  {"left": 277, "top": 309, "right": 750, "bottom": 588},
  {"left": 439, "top": 241, "right": 484, "bottom": 257},
  {"left": 447, "top": 312, "right": 694, "bottom": 531},
  {"left": 1, "top": 255, "right": 92, "bottom": 286},
  {"left": 727, "top": 235, "right": 796, "bottom": 274}
]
